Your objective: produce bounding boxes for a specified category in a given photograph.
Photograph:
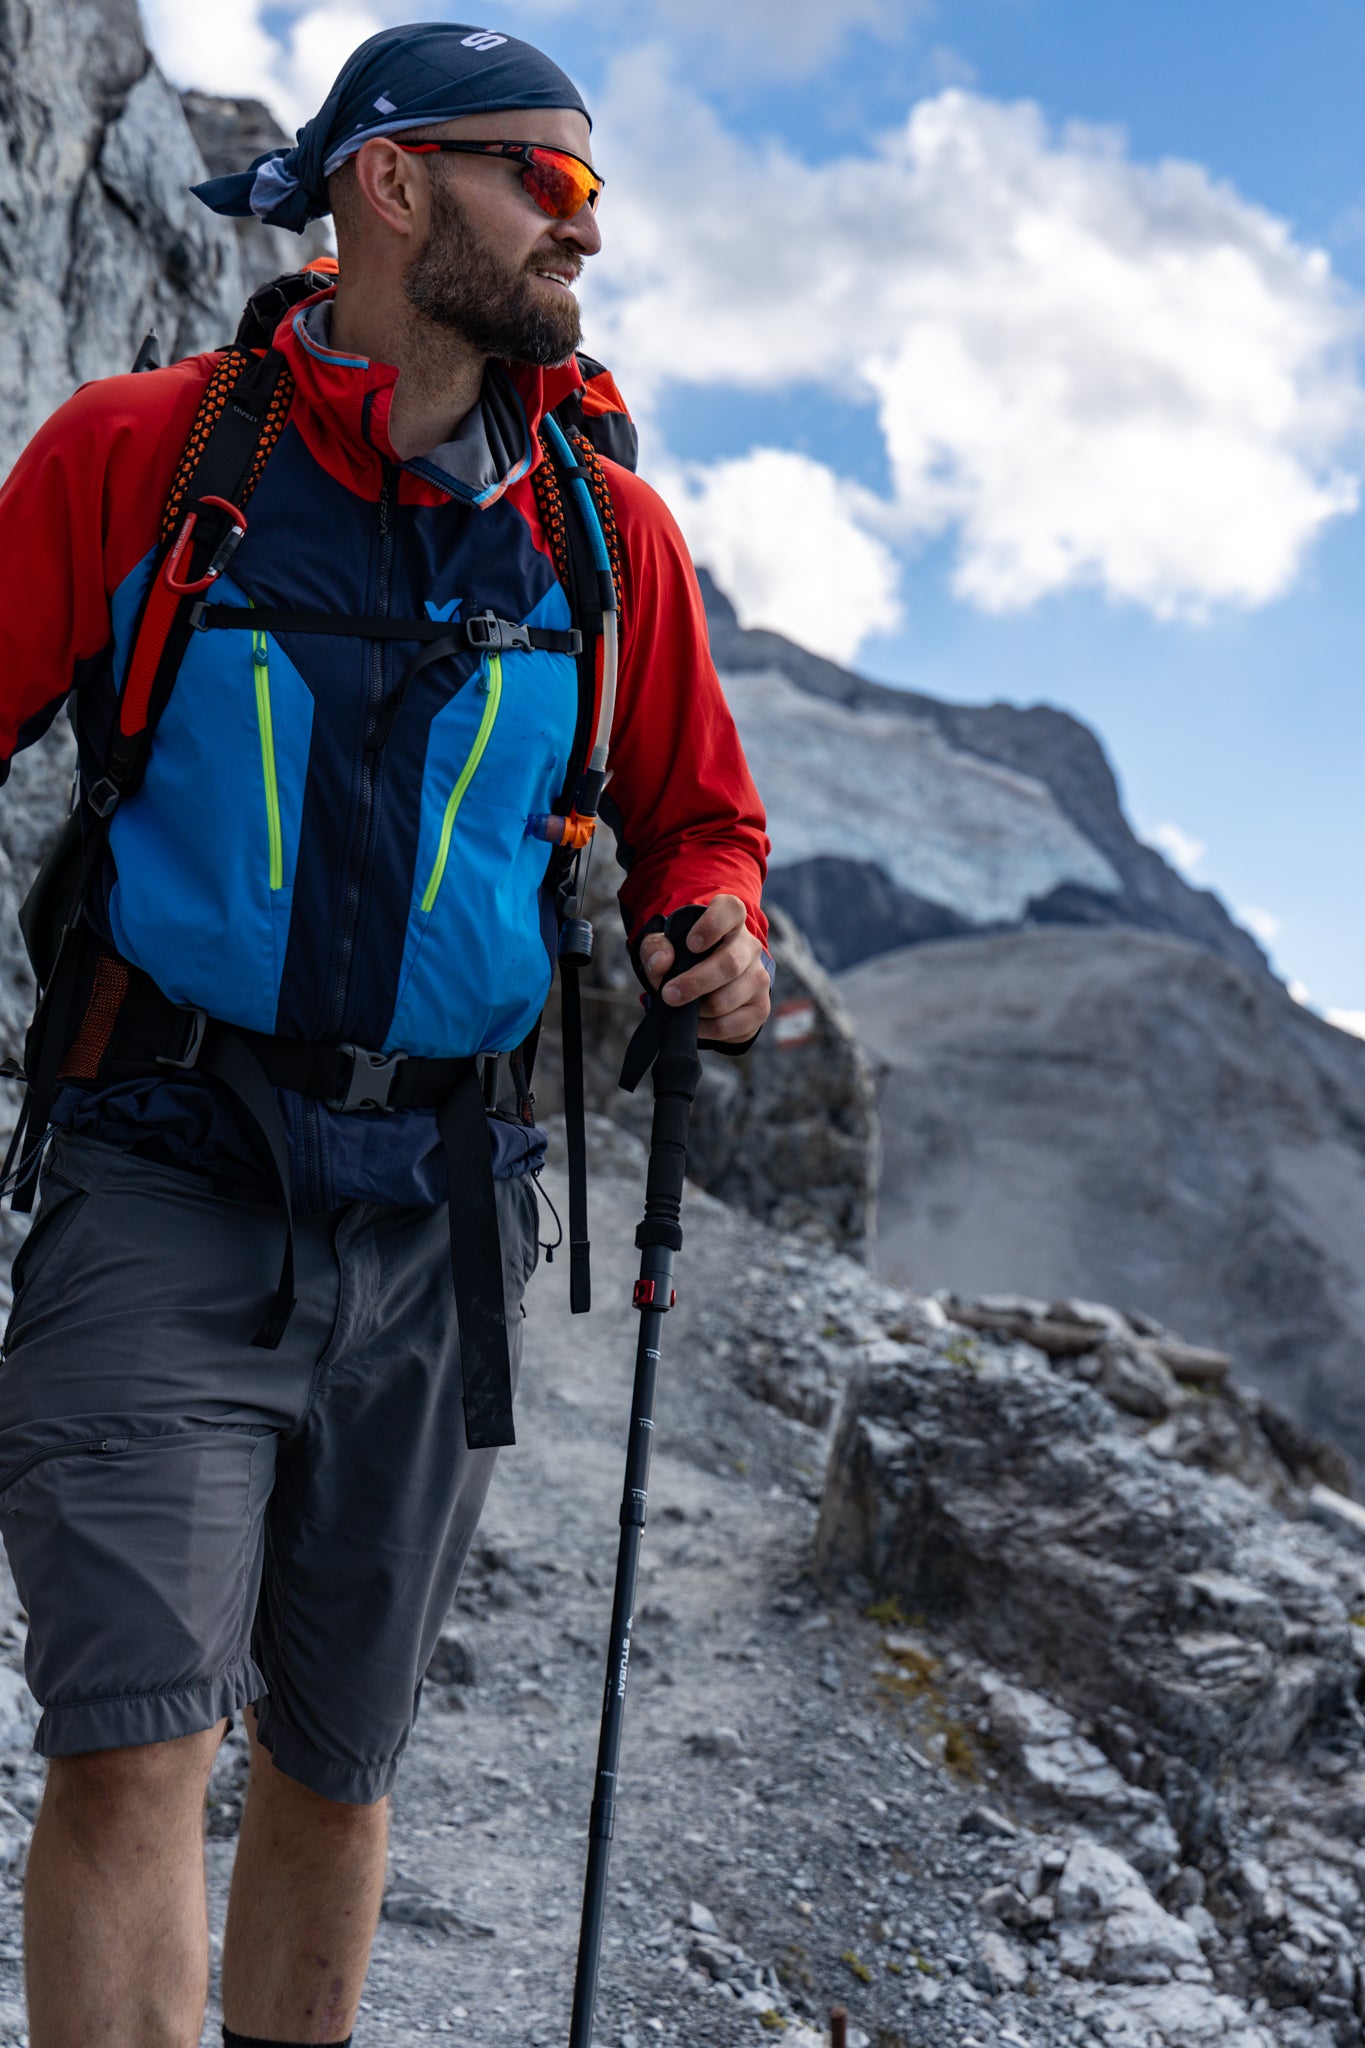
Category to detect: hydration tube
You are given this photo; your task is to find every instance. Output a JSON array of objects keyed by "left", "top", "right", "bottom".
[{"left": 532, "top": 412, "right": 618, "bottom": 847}]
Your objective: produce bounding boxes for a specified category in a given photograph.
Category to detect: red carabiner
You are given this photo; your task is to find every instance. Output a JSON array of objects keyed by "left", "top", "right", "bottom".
[{"left": 162, "top": 496, "right": 248, "bottom": 597}]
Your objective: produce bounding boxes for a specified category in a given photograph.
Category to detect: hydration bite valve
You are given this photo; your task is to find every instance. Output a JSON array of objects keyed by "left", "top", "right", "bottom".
[{"left": 559, "top": 917, "right": 594, "bottom": 972}]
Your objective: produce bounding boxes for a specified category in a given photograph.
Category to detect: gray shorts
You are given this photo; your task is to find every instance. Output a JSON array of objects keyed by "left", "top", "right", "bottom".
[{"left": 0, "top": 1131, "right": 539, "bottom": 1802}]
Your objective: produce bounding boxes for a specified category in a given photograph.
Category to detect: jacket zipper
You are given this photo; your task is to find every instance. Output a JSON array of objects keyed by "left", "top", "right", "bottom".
[
  {"left": 325, "top": 458, "right": 398, "bottom": 1040},
  {"left": 252, "top": 628, "right": 284, "bottom": 891},
  {"left": 420, "top": 653, "right": 504, "bottom": 913}
]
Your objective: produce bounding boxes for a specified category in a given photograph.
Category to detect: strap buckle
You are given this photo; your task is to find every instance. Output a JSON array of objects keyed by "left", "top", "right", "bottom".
[
  {"left": 87, "top": 778, "right": 120, "bottom": 819},
  {"left": 155, "top": 1006, "right": 208, "bottom": 1071},
  {"left": 465, "top": 610, "right": 532, "bottom": 654},
  {"left": 330, "top": 1045, "right": 407, "bottom": 1113}
]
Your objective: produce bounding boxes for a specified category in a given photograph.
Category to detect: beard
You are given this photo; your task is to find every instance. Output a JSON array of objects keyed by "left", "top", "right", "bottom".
[{"left": 403, "top": 175, "right": 582, "bottom": 366}]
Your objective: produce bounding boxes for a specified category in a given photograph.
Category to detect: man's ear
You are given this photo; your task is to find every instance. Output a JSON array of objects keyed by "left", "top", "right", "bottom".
[{"left": 352, "top": 137, "right": 427, "bottom": 241}]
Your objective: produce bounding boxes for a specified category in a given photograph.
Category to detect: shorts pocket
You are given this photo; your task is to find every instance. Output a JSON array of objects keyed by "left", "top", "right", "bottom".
[
  {"left": 0, "top": 1429, "right": 270, "bottom": 1713},
  {"left": 497, "top": 1173, "right": 541, "bottom": 1307}
]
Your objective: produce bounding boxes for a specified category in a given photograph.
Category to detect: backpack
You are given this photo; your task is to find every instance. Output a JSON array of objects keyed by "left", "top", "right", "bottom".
[{"left": 4, "top": 264, "right": 634, "bottom": 1453}]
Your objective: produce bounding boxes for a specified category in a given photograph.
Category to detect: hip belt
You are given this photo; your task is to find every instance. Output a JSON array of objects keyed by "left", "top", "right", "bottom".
[{"left": 51, "top": 932, "right": 517, "bottom": 1450}]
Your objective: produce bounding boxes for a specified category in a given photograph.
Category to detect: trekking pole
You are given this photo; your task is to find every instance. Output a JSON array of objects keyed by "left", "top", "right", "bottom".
[{"left": 568, "top": 904, "right": 711, "bottom": 2048}]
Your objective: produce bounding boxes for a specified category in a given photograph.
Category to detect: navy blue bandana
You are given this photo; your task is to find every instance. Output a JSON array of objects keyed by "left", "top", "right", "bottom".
[{"left": 191, "top": 22, "right": 591, "bottom": 234}]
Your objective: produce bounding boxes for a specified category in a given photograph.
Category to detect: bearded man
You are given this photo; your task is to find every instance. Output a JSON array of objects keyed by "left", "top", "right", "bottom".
[{"left": 0, "top": 22, "right": 769, "bottom": 2047}]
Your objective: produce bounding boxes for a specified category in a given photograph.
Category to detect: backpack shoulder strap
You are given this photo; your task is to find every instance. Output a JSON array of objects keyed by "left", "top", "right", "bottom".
[
  {"left": 3, "top": 345, "right": 295, "bottom": 1208},
  {"left": 103, "top": 344, "right": 295, "bottom": 806}
]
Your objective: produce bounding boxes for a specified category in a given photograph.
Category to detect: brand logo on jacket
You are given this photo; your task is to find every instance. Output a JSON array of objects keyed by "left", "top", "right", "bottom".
[{"left": 424, "top": 599, "right": 463, "bottom": 622}]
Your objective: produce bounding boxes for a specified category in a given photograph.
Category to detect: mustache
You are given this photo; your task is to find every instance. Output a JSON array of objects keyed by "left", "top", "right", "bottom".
[{"left": 527, "top": 252, "right": 583, "bottom": 281}]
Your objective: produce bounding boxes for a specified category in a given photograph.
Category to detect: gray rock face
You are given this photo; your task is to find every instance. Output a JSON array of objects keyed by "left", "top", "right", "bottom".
[
  {"left": 699, "top": 572, "right": 1268, "bottom": 982},
  {"left": 0, "top": 0, "right": 244, "bottom": 472},
  {"left": 843, "top": 925, "right": 1365, "bottom": 1481}
]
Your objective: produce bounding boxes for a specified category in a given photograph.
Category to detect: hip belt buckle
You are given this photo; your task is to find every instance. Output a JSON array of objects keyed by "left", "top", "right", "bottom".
[
  {"left": 155, "top": 1006, "right": 208, "bottom": 1071},
  {"left": 465, "top": 610, "right": 533, "bottom": 654},
  {"left": 331, "top": 1045, "right": 407, "bottom": 1113}
]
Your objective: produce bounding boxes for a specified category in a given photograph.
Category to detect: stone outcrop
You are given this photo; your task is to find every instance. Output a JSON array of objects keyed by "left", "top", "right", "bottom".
[{"left": 805, "top": 1286, "right": 1365, "bottom": 2042}]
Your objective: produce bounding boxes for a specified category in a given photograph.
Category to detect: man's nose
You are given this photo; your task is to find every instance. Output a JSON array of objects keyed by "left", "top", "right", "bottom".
[{"left": 553, "top": 204, "right": 602, "bottom": 259}]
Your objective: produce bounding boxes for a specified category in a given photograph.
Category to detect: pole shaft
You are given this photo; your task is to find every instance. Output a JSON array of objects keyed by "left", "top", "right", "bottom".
[
  {"left": 569, "top": 1269, "right": 671, "bottom": 2048},
  {"left": 569, "top": 903, "right": 706, "bottom": 2048}
]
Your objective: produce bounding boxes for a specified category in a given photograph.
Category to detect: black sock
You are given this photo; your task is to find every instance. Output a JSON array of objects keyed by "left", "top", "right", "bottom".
[{"left": 222, "top": 2030, "right": 352, "bottom": 2048}]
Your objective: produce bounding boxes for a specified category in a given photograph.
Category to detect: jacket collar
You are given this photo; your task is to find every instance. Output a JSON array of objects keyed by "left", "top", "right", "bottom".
[{"left": 270, "top": 286, "right": 584, "bottom": 508}]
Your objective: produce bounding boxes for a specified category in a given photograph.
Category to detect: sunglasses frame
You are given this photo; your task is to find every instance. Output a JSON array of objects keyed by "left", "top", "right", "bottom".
[{"left": 392, "top": 139, "right": 604, "bottom": 218}]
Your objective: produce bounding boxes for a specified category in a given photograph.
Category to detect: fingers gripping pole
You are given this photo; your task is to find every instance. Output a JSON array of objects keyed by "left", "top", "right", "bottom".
[{"left": 568, "top": 907, "right": 708, "bottom": 2048}]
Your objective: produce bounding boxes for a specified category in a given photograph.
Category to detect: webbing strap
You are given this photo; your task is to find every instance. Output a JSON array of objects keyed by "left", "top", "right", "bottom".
[
  {"left": 560, "top": 962, "right": 591, "bottom": 1314},
  {"left": 438, "top": 1064, "right": 516, "bottom": 1450},
  {"left": 113, "top": 351, "right": 293, "bottom": 792},
  {"left": 7, "top": 819, "right": 115, "bottom": 1209},
  {"left": 194, "top": 606, "right": 580, "bottom": 654},
  {"left": 201, "top": 1032, "right": 298, "bottom": 1350}
]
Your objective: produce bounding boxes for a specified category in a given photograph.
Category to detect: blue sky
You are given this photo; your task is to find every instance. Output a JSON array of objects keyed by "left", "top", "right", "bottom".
[{"left": 148, "top": 0, "right": 1365, "bottom": 1018}]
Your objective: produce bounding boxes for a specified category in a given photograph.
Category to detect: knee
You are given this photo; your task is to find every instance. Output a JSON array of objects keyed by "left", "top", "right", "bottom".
[
  {"left": 44, "top": 1723, "right": 225, "bottom": 1831},
  {"left": 243, "top": 1707, "right": 388, "bottom": 1830},
  {"left": 248, "top": 1755, "right": 389, "bottom": 1833}
]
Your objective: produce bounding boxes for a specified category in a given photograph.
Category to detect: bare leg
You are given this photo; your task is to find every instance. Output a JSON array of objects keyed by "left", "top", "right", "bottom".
[
  {"left": 221, "top": 1706, "right": 387, "bottom": 2044},
  {"left": 25, "top": 1724, "right": 225, "bottom": 2048}
]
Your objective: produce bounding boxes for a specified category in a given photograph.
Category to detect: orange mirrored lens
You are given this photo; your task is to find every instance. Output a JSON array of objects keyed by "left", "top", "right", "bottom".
[{"left": 522, "top": 147, "right": 602, "bottom": 219}]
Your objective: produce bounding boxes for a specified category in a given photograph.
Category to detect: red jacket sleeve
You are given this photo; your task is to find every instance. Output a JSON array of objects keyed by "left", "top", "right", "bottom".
[
  {"left": 601, "top": 462, "right": 770, "bottom": 955},
  {"left": 0, "top": 363, "right": 213, "bottom": 777}
]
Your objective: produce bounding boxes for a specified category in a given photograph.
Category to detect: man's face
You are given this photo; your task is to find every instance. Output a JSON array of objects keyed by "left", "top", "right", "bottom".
[{"left": 402, "top": 109, "right": 601, "bottom": 366}]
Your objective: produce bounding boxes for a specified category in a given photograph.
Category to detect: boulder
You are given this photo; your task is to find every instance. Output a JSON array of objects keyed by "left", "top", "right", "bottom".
[
  {"left": 813, "top": 1331, "right": 1361, "bottom": 1788},
  {"left": 535, "top": 847, "right": 879, "bottom": 1255}
]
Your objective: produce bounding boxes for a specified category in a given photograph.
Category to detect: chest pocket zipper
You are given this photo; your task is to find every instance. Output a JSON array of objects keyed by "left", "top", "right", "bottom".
[
  {"left": 252, "top": 626, "right": 284, "bottom": 892},
  {"left": 420, "top": 652, "right": 504, "bottom": 914}
]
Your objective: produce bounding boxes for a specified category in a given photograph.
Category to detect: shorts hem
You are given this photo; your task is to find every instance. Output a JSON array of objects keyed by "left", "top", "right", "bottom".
[
  {"left": 254, "top": 1696, "right": 402, "bottom": 1805},
  {"left": 33, "top": 1655, "right": 266, "bottom": 1758}
]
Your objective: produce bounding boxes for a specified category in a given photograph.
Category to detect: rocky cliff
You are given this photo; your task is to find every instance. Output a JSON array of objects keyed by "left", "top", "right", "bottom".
[{"left": 701, "top": 574, "right": 1268, "bottom": 982}]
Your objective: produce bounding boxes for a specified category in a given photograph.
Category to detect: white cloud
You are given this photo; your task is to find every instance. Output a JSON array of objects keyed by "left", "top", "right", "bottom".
[
  {"left": 583, "top": 67, "right": 1362, "bottom": 622},
  {"left": 1290, "top": 978, "right": 1314, "bottom": 1007},
  {"left": 143, "top": 0, "right": 388, "bottom": 127},
  {"left": 1327, "top": 1007, "right": 1365, "bottom": 1039},
  {"left": 1236, "top": 903, "right": 1282, "bottom": 947},
  {"left": 1144, "top": 821, "right": 1206, "bottom": 877},
  {"left": 655, "top": 449, "right": 903, "bottom": 659}
]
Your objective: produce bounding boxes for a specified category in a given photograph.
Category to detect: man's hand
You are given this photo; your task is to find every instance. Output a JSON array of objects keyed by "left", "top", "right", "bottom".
[{"left": 638, "top": 894, "right": 772, "bottom": 1046}]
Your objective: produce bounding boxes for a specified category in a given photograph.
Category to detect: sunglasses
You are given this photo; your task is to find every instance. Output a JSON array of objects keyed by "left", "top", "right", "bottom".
[{"left": 394, "top": 140, "right": 604, "bottom": 221}]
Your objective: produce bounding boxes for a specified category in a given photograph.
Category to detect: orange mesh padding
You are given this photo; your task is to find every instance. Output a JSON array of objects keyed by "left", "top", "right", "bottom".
[
  {"left": 160, "top": 350, "right": 296, "bottom": 544},
  {"left": 531, "top": 439, "right": 573, "bottom": 594},
  {"left": 59, "top": 954, "right": 130, "bottom": 1081},
  {"left": 530, "top": 425, "right": 625, "bottom": 630}
]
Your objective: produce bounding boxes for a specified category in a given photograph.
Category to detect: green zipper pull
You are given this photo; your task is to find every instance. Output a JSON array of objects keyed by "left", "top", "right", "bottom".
[{"left": 252, "top": 627, "right": 284, "bottom": 892}]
